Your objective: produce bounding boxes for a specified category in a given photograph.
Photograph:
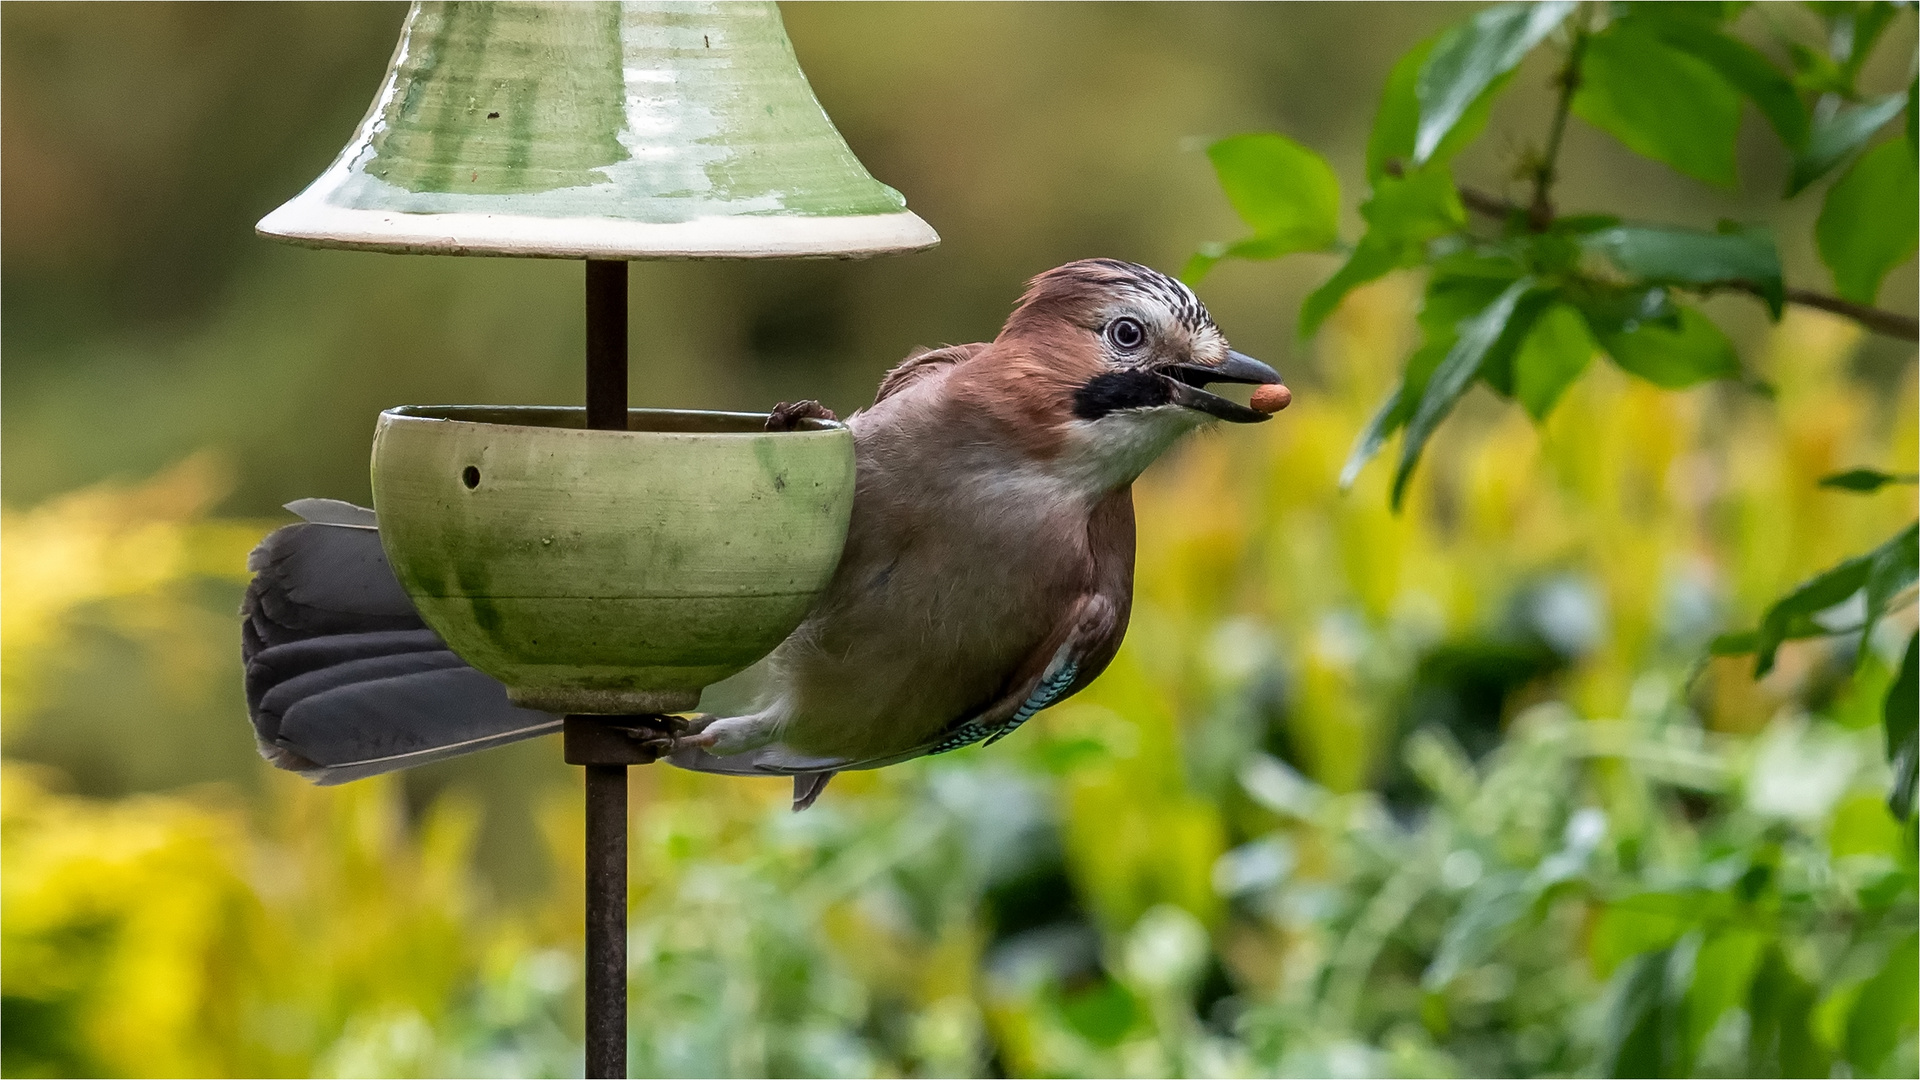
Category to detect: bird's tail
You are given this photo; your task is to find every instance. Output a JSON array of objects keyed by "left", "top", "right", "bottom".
[
  {"left": 668, "top": 738, "right": 841, "bottom": 811},
  {"left": 241, "top": 499, "right": 559, "bottom": 784}
]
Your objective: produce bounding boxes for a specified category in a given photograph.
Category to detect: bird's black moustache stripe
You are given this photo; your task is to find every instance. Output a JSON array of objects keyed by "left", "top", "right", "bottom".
[{"left": 1073, "top": 368, "right": 1172, "bottom": 420}]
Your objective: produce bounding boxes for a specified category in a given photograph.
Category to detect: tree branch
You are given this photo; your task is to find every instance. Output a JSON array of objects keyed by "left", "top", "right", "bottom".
[
  {"left": 1529, "top": 15, "right": 1590, "bottom": 231},
  {"left": 1447, "top": 180, "right": 1920, "bottom": 342},
  {"left": 1777, "top": 288, "right": 1920, "bottom": 342},
  {"left": 1458, "top": 185, "right": 1523, "bottom": 223}
]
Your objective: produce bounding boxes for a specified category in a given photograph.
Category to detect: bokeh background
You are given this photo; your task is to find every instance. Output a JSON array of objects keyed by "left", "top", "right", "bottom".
[{"left": 3, "top": 3, "right": 1915, "bottom": 1077}]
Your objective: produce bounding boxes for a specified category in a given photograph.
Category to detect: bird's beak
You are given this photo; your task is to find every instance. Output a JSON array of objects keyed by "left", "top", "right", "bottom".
[{"left": 1164, "top": 350, "right": 1285, "bottom": 423}]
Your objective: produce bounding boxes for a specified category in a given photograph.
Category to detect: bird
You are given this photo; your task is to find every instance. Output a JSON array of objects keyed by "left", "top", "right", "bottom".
[{"left": 241, "top": 258, "right": 1289, "bottom": 810}]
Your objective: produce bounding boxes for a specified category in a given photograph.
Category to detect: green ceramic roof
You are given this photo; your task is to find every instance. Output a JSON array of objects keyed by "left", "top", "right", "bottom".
[{"left": 259, "top": 1, "right": 937, "bottom": 258}]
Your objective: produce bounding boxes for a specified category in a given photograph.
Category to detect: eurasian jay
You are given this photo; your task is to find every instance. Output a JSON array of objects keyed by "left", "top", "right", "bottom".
[{"left": 241, "top": 259, "right": 1289, "bottom": 809}]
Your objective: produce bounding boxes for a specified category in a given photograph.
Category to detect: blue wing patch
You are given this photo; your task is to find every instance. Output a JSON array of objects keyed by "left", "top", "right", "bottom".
[
  {"left": 925, "top": 659, "right": 1081, "bottom": 757},
  {"left": 925, "top": 720, "right": 996, "bottom": 756},
  {"left": 984, "top": 660, "right": 1078, "bottom": 745}
]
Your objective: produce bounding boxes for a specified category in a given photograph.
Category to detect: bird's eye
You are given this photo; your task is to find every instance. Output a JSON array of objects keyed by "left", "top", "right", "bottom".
[{"left": 1106, "top": 317, "right": 1145, "bottom": 351}]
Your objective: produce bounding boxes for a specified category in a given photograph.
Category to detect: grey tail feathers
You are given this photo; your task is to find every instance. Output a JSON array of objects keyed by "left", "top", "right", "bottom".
[
  {"left": 667, "top": 742, "right": 840, "bottom": 812},
  {"left": 792, "top": 771, "right": 836, "bottom": 811},
  {"left": 242, "top": 501, "right": 559, "bottom": 784}
]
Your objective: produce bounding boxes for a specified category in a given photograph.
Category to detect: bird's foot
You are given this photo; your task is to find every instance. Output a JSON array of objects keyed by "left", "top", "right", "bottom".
[
  {"left": 663, "top": 729, "right": 722, "bottom": 754},
  {"left": 657, "top": 713, "right": 781, "bottom": 758},
  {"left": 765, "top": 400, "right": 838, "bottom": 431},
  {"left": 610, "top": 713, "right": 712, "bottom": 758}
]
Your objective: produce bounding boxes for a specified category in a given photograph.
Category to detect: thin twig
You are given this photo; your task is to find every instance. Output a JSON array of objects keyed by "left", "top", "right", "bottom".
[
  {"left": 1458, "top": 184, "right": 1523, "bottom": 222},
  {"left": 1529, "top": 13, "right": 1590, "bottom": 231},
  {"left": 1777, "top": 288, "right": 1920, "bottom": 341},
  {"left": 1443, "top": 180, "right": 1920, "bottom": 343}
]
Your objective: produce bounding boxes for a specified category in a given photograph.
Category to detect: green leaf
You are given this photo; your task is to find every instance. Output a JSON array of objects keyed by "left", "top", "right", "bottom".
[
  {"left": 1825, "top": 1, "right": 1900, "bottom": 92},
  {"left": 1687, "top": 929, "right": 1766, "bottom": 1062},
  {"left": 1191, "top": 133, "right": 1341, "bottom": 280},
  {"left": 1752, "top": 557, "right": 1872, "bottom": 675},
  {"left": 1370, "top": 36, "right": 1511, "bottom": 181},
  {"left": 1341, "top": 383, "right": 1406, "bottom": 492},
  {"left": 1787, "top": 41, "right": 1849, "bottom": 98},
  {"left": 1513, "top": 301, "right": 1595, "bottom": 419},
  {"left": 1482, "top": 292, "right": 1561, "bottom": 396},
  {"left": 1630, "top": 11, "right": 1810, "bottom": 149},
  {"left": 1574, "top": 21, "right": 1744, "bottom": 188},
  {"left": 1816, "top": 139, "right": 1920, "bottom": 304},
  {"left": 1788, "top": 92, "right": 1906, "bottom": 195},
  {"left": 1885, "top": 634, "right": 1917, "bottom": 820},
  {"left": 1298, "top": 237, "right": 1399, "bottom": 337},
  {"left": 1393, "top": 277, "right": 1538, "bottom": 508},
  {"left": 1599, "top": 947, "right": 1687, "bottom": 1078},
  {"left": 1718, "top": 526, "right": 1917, "bottom": 683},
  {"left": 1517, "top": 228, "right": 1587, "bottom": 278},
  {"left": 1423, "top": 871, "right": 1537, "bottom": 990},
  {"left": 1342, "top": 260, "right": 1529, "bottom": 489},
  {"left": 1371, "top": 171, "right": 1471, "bottom": 247},
  {"left": 1584, "top": 225, "right": 1785, "bottom": 316},
  {"left": 1733, "top": 524, "right": 1916, "bottom": 676},
  {"left": 1820, "top": 468, "right": 1920, "bottom": 492},
  {"left": 1415, "top": 1, "right": 1577, "bottom": 163},
  {"left": 1428, "top": 259, "right": 1539, "bottom": 396},
  {"left": 1180, "top": 248, "right": 1223, "bottom": 284},
  {"left": 1340, "top": 338, "right": 1445, "bottom": 490},
  {"left": 1591, "top": 892, "right": 1708, "bottom": 975},
  {"left": 1596, "top": 306, "right": 1742, "bottom": 389},
  {"left": 1572, "top": 281, "right": 1680, "bottom": 334},
  {"left": 1425, "top": 253, "right": 1529, "bottom": 310},
  {"left": 1748, "top": 945, "right": 1829, "bottom": 1077},
  {"left": 1057, "top": 978, "right": 1139, "bottom": 1047},
  {"left": 1299, "top": 169, "right": 1466, "bottom": 338},
  {"left": 1861, "top": 523, "right": 1919, "bottom": 662},
  {"left": 1848, "top": 931, "right": 1919, "bottom": 1072}
]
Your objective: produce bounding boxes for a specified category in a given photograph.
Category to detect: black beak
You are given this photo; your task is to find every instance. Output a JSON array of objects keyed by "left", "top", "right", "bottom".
[{"left": 1165, "top": 350, "right": 1284, "bottom": 423}]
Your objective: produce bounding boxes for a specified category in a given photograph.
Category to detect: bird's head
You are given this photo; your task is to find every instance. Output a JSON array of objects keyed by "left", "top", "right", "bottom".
[{"left": 985, "top": 258, "right": 1289, "bottom": 489}]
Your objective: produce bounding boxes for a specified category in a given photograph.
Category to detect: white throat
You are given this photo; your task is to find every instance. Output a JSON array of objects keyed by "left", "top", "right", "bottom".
[{"left": 1055, "top": 406, "right": 1208, "bottom": 494}]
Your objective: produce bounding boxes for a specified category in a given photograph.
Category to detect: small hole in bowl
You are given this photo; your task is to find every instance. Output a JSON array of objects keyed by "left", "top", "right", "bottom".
[{"left": 462, "top": 466, "right": 480, "bottom": 489}]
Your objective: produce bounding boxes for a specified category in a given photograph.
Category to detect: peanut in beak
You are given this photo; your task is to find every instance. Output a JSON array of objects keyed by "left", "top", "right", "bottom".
[{"left": 1250, "top": 383, "right": 1292, "bottom": 414}]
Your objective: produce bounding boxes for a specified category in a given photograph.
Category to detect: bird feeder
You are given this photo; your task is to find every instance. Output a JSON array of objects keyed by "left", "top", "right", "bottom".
[{"left": 257, "top": 4, "right": 936, "bottom": 1075}]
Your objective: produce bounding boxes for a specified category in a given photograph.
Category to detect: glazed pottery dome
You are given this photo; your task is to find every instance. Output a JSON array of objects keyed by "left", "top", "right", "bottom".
[{"left": 258, "top": 1, "right": 938, "bottom": 259}]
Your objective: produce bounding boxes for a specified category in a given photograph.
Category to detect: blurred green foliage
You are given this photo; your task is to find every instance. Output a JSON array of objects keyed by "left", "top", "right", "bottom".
[
  {"left": 3, "top": 3, "right": 1917, "bottom": 1078},
  {"left": 1191, "top": 1, "right": 1917, "bottom": 497},
  {"left": 7, "top": 286, "right": 1915, "bottom": 1076},
  {"left": 1190, "top": 0, "right": 1920, "bottom": 814}
]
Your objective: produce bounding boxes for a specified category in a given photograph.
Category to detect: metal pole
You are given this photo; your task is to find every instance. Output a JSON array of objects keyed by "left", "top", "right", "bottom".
[
  {"left": 580, "top": 258, "right": 629, "bottom": 1079},
  {"left": 582, "top": 762, "right": 628, "bottom": 1078},
  {"left": 586, "top": 260, "right": 629, "bottom": 432}
]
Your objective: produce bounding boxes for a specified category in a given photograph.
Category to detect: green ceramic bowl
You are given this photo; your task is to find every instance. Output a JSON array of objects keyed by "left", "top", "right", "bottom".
[{"left": 370, "top": 406, "right": 854, "bottom": 714}]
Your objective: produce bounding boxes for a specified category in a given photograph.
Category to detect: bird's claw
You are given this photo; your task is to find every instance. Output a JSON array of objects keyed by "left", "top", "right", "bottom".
[
  {"left": 635, "top": 730, "right": 720, "bottom": 758},
  {"left": 765, "top": 400, "right": 838, "bottom": 431},
  {"left": 631, "top": 735, "right": 676, "bottom": 759},
  {"left": 606, "top": 714, "right": 712, "bottom": 761}
]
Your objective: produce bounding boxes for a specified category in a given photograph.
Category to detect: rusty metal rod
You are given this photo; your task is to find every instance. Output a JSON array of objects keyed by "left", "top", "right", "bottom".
[
  {"left": 581, "top": 258, "right": 630, "bottom": 1078},
  {"left": 582, "top": 761, "right": 627, "bottom": 1079}
]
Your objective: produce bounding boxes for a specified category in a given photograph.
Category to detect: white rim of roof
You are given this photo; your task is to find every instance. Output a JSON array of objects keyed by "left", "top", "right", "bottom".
[{"left": 256, "top": 199, "right": 940, "bottom": 259}]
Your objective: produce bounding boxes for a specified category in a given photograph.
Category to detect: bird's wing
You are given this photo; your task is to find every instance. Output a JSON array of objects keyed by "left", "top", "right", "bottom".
[
  {"left": 872, "top": 343, "right": 986, "bottom": 404},
  {"left": 897, "top": 484, "right": 1137, "bottom": 759},
  {"left": 670, "top": 594, "right": 1127, "bottom": 780},
  {"left": 685, "top": 489, "right": 1137, "bottom": 777},
  {"left": 921, "top": 589, "right": 1129, "bottom": 756}
]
